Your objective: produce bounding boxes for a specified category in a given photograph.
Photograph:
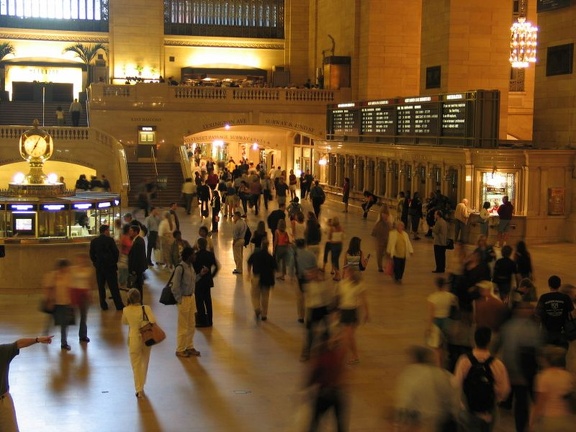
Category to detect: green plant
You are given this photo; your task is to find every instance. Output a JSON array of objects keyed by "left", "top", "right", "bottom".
[
  {"left": 63, "top": 43, "right": 108, "bottom": 65},
  {"left": 0, "top": 42, "right": 15, "bottom": 62}
]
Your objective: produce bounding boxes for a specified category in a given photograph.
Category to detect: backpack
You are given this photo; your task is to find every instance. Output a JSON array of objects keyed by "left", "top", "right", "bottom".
[
  {"left": 244, "top": 224, "right": 252, "bottom": 248},
  {"left": 463, "top": 353, "right": 495, "bottom": 413}
]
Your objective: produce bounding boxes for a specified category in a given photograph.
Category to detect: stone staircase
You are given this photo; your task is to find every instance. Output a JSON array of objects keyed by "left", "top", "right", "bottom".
[
  {"left": 0, "top": 101, "right": 88, "bottom": 127},
  {"left": 127, "top": 162, "right": 184, "bottom": 209}
]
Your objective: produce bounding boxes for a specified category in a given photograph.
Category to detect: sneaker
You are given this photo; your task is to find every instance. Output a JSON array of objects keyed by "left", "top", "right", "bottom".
[
  {"left": 61, "top": 344, "right": 71, "bottom": 351},
  {"left": 232, "top": 269, "right": 242, "bottom": 274},
  {"left": 175, "top": 350, "right": 191, "bottom": 358},
  {"left": 185, "top": 348, "right": 201, "bottom": 357},
  {"left": 79, "top": 337, "right": 90, "bottom": 343}
]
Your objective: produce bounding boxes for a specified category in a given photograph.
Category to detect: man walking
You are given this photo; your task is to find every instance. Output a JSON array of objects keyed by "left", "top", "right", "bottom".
[
  {"left": 171, "top": 246, "right": 201, "bottom": 358},
  {"left": 432, "top": 210, "right": 448, "bottom": 273},
  {"left": 309, "top": 180, "right": 326, "bottom": 218},
  {"left": 90, "top": 225, "right": 124, "bottom": 310},
  {"left": 69, "top": 98, "right": 82, "bottom": 126},
  {"left": 454, "top": 198, "right": 470, "bottom": 242},
  {"left": 128, "top": 224, "right": 148, "bottom": 300},
  {"left": 535, "top": 275, "right": 575, "bottom": 347},
  {"left": 232, "top": 211, "right": 247, "bottom": 274},
  {"left": 454, "top": 327, "right": 510, "bottom": 432},
  {"left": 145, "top": 207, "right": 160, "bottom": 266},
  {"left": 496, "top": 195, "right": 514, "bottom": 247}
]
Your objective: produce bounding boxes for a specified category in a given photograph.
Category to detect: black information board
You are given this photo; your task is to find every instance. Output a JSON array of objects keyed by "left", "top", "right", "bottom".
[
  {"left": 537, "top": 0, "right": 571, "bottom": 12},
  {"left": 330, "top": 106, "right": 359, "bottom": 135},
  {"left": 327, "top": 90, "right": 499, "bottom": 148},
  {"left": 360, "top": 101, "right": 396, "bottom": 135}
]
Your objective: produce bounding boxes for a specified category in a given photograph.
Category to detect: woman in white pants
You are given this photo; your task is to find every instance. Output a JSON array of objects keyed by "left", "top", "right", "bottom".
[{"left": 122, "top": 288, "right": 155, "bottom": 398}]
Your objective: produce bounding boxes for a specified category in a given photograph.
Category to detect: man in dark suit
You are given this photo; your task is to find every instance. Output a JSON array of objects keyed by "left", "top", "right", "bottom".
[
  {"left": 89, "top": 225, "right": 124, "bottom": 311},
  {"left": 128, "top": 224, "right": 148, "bottom": 300}
]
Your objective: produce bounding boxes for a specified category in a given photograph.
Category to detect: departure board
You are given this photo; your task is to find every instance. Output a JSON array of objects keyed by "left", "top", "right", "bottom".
[
  {"left": 330, "top": 105, "right": 359, "bottom": 135},
  {"left": 360, "top": 100, "right": 396, "bottom": 135},
  {"left": 441, "top": 101, "right": 468, "bottom": 136},
  {"left": 397, "top": 96, "right": 440, "bottom": 136},
  {"left": 326, "top": 90, "right": 500, "bottom": 148}
]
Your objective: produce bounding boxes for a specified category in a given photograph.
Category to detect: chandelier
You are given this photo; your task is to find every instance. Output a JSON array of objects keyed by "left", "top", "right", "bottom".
[{"left": 509, "top": 1, "right": 538, "bottom": 68}]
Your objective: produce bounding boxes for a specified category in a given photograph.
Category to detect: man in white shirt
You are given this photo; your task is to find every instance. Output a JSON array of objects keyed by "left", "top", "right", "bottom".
[{"left": 454, "top": 198, "right": 470, "bottom": 242}]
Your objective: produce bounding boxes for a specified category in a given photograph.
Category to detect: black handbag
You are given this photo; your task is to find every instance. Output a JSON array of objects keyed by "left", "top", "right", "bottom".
[{"left": 159, "top": 265, "right": 180, "bottom": 305}]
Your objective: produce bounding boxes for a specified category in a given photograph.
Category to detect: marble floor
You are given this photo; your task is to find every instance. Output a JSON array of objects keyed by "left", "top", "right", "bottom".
[{"left": 2, "top": 196, "right": 574, "bottom": 432}]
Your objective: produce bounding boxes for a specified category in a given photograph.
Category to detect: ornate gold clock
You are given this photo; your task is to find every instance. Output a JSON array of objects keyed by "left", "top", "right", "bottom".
[{"left": 18, "top": 120, "right": 53, "bottom": 184}]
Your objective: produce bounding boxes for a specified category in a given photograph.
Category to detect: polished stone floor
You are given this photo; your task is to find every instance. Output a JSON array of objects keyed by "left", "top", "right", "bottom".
[{"left": 2, "top": 196, "right": 574, "bottom": 432}]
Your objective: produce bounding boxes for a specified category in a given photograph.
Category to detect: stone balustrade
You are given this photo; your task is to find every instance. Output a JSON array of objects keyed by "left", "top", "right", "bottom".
[{"left": 89, "top": 83, "right": 347, "bottom": 106}]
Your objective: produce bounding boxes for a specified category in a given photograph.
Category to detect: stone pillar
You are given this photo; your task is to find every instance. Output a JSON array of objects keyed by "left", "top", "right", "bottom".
[
  {"left": 109, "top": 0, "right": 164, "bottom": 82},
  {"left": 421, "top": 0, "right": 511, "bottom": 139}
]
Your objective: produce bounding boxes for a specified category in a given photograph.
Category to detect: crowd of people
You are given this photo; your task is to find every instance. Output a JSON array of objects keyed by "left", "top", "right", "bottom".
[{"left": 3, "top": 161, "right": 576, "bottom": 431}]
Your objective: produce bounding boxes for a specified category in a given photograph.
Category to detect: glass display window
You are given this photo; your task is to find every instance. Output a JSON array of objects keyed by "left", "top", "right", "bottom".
[{"left": 480, "top": 171, "right": 516, "bottom": 213}]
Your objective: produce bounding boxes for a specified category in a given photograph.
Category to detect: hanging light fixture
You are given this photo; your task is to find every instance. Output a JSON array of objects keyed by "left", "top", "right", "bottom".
[{"left": 509, "top": 0, "right": 538, "bottom": 68}]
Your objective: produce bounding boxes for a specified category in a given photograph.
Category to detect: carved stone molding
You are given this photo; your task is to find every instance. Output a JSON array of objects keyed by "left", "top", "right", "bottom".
[
  {"left": 164, "top": 38, "right": 284, "bottom": 50},
  {"left": 0, "top": 31, "right": 108, "bottom": 44}
]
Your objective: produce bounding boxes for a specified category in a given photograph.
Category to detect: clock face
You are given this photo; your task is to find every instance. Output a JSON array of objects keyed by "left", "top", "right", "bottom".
[{"left": 23, "top": 135, "right": 49, "bottom": 158}]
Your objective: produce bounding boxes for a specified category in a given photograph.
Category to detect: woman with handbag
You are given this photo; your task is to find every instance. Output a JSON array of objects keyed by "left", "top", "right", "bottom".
[
  {"left": 122, "top": 288, "right": 156, "bottom": 398},
  {"left": 42, "top": 259, "right": 74, "bottom": 350}
]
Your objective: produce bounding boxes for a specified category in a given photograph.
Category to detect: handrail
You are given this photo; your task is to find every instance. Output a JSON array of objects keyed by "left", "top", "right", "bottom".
[
  {"left": 179, "top": 145, "right": 194, "bottom": 180},
  {"left": 151, "top": 146, "right": 159, "bottom": 177}
]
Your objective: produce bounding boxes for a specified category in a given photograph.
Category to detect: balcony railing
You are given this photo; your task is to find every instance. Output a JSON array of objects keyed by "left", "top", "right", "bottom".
[{"left": 90, "top": 83, "right": 347, "bottom": 106}]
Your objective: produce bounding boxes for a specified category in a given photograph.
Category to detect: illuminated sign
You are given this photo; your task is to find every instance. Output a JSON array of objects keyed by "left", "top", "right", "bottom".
[
  {"left": 42, "top": 204, "right": 67, "bottom": 211},
  {"left": 72, "top": 203, "right": 94, "bottom": 210},
  {"left": 97, "top": 202, "right": 112, "bottom": 209},
  {"left": 9, "top": 204, "right": 36, "bottom": 211}
]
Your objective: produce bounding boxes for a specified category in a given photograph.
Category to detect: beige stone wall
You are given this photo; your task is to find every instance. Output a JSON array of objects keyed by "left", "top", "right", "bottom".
[
  {"left": 533, "top": 5, "right": 576, "bottom": 148},
  {"left": 357, "top": 0, "right": 421, "bottom": 100},
  {"left": 109, "top": 0, "right": 165, "bottom": 80},
  {"left": 421, "top": 0, "right": 511, "bottom": 139}
]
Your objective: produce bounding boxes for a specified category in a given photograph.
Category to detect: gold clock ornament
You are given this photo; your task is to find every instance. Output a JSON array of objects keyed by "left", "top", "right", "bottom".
[
  {"left": 19, "top": 120, "right": 53, "bottom": 162},
  {"left": 18, "top": 120, "right": 53, "bottom": 184}
]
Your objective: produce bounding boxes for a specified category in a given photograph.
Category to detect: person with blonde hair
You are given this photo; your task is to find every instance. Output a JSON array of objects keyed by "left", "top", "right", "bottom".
[{"left": 122, "top": 288, "right": 157, "bottom": 398}]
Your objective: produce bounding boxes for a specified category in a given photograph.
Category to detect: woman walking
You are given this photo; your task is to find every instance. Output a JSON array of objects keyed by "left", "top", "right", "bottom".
[
  {"left": 42, "top": 259, "right": 74, "bottom": 350},
  {"left": 344, "top": 236, "right": 369, "bottom": 275},
  {"left": 71, "top": 253, "right": 96, "bottom": 343},
  {"left": 122, "top": 288, "right": 156, "bottom": 397},
  {"left": 338, "top": 267, "right": 369, "bottom": 364},
  {"left": 274, "top": 219, "right": 292, "bottom": 281}
]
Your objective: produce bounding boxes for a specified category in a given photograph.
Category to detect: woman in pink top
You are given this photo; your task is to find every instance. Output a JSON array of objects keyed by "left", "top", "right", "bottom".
[{"left": 118, "top": 224, "right": 132, "bottom": 289}]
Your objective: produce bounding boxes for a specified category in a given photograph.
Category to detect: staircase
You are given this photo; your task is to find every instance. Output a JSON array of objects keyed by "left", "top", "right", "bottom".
[
  {"left": 127, "top": 162, "right": 183, "bottom": 209},
  {"left": 0, "top": 101, "right": 88, "bottom": 127}
]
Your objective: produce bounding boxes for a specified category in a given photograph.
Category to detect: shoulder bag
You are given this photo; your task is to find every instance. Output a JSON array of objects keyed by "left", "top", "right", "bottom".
[
  {"left": 159, "top": 265, "right": 180, "bottom": 305},
  {"left": 139, "top": 306, "right": 166, "bottom": 346}
]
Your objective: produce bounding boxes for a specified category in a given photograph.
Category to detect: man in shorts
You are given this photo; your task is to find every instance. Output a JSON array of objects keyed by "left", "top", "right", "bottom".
[{"left": 496, "top": 195, "right": 513, "bottom": 247}]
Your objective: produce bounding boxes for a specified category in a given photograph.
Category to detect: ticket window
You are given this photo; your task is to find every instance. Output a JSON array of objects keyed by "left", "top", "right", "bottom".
[{"left": 480, "top": 171, "right": 516, "bottom": 213}]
